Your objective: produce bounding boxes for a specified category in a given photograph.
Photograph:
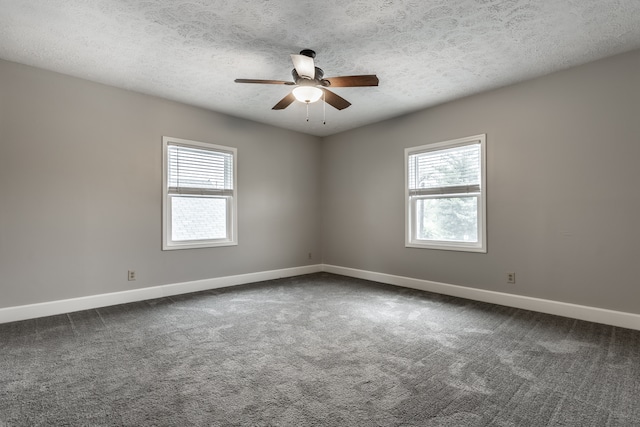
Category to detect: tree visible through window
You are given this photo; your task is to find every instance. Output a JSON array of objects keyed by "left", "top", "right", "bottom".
[{"left": 406, "top": 135, "right": 486, "bottom": 252}]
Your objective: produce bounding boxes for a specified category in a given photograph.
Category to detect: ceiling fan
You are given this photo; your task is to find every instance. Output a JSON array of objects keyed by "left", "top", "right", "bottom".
[{"left": 234, "top": 49, "right": 379, "bottom": 111}]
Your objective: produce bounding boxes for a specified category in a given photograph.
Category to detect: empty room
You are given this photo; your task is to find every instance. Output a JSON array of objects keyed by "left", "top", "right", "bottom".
[{"left": 1, "top": 1, "right": 639, "bottom": 425}]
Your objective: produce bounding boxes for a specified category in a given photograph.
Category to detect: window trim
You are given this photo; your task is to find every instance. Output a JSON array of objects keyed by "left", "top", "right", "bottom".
[
  {"left": 162, "top": 136, "right": 237, "bottom": 250},
  {"left": 405, "top": 134, "right": 486, "bottom": 253}
]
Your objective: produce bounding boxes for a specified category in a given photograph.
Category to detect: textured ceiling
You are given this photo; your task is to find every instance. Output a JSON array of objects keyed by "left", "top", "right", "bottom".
[{"left": 1, "top": 0, "right": 640, "bottom": 136}]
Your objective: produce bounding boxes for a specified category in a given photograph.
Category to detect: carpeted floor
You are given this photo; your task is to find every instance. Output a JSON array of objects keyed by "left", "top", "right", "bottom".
[{"left": 1, "top": 272, "right": 639, "bottom": 426}]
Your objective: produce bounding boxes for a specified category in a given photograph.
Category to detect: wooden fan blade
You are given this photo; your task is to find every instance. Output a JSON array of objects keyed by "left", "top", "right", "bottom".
[
  {"left": 322, "top": 89, "right": 351, "bottom": 110},
  {"left": 272, "top": 92, "right": 296, "bottom": 110},
  {"left": 235, "top": 79, "right": 294, "bottom": 85},
  {"left": 291, "top": 54, "right": 315, "bottom": 79},
  {"left": 324, "top": 75, "right": 379, "bottom": 87}
]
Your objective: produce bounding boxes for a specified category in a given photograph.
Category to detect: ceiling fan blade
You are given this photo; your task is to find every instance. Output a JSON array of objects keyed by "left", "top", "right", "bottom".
[
  {"left": 324, "top": 75, "right": 379, "bottom": 87},
  {"left": 272, "top": 92, "right": 296, "bottom": 110},
  {"left": 235, "top": 79, "right": 294, "bottom": 85},
  {"left": 322, "top": 89, "right": 351, "bottom": 110},
  {"left": 291, "top": 54, "right": 315, "bottom": 79}
]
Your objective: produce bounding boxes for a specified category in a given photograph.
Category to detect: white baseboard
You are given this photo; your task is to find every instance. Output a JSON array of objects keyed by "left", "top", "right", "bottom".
[
  {"left": 322, "top": 264, "right": 640, "bottom": 331},
  {"left": 3, "top": 263, "right": 639, "bottom": 331},
  {"left": 0, "top": 264, "right": 322, "bottom": 324}
]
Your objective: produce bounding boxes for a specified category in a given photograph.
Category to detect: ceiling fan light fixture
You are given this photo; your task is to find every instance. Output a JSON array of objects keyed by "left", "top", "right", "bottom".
[{"left": 292, "top": 86, "right": 323, "bottom": 104}]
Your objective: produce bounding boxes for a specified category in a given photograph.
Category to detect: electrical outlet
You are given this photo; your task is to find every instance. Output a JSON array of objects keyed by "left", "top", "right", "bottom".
[
  {"left": 507, "top": 272, "right": 516, "bottom": 284},
  {"left": 128, "top": 270, "right": 136, "bottom": 281}
]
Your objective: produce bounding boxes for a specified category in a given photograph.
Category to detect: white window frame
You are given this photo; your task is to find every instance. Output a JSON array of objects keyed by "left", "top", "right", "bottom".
[
  {"left": 405, "top": 134, "right": 486, "bottom": 253},
  {"left": 162, "top": 136, "right": 237, "bottom": 250}
]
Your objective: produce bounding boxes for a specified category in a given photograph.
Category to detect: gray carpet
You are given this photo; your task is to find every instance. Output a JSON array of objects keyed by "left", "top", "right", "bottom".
[{"left": 1, "top": 273, "right": 639, "bottom": 426}]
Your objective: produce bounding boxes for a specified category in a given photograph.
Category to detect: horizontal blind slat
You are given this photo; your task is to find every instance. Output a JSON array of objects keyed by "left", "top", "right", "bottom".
[
  {"left": 167, "top": 188, "right": 234, "bottom": 196},
  {"left": 409, "top": 184, "right": 480, "bottom": 196}
]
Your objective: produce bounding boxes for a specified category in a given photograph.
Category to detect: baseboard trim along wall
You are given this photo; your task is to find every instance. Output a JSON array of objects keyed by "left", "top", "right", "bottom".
[
  {"left": 2, "top": 264, "right": 639, "bottom": 331},
  {"left": 322, "top": 264, "right": 640, "bottom": 331},
  {"left": 0, "top": 265, "right": 322, "bottom": 325}
]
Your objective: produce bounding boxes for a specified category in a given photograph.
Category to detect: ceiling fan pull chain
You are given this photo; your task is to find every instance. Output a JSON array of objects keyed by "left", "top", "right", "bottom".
[
  {"left": 306, "top": 103, "right": 309, "bottom": 122},
  {"left": 323, "top": 90, "right": 326, "bottom": 125}
]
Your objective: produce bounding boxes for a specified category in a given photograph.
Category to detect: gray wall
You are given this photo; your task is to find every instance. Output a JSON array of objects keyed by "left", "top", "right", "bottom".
[
  {"left": 0, "top": 59, "right": 321, "bottom": 308},
  {"left": 321, "top": 49, "right": 640, "bottom": 314},
  {"left": 3, "top": 49, "right": 640, "bottom": 315}
]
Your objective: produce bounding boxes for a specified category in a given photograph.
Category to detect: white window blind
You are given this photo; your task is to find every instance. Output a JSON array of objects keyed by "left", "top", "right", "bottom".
[
  {"left": 167, "top": 145, "right": 234, "bottom": 196},
  {"left": 408, "top": 143, "right": 481, "bottom": 196}
]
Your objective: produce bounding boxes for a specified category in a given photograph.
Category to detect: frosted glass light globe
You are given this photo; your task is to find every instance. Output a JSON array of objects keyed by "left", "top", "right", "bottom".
[{"left": 292, "top": 86, "right": 323, "bottom": 103}]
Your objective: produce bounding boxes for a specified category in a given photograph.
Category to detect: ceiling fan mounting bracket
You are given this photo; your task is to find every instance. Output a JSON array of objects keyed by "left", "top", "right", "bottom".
[{"left": 299, "top": 49, "right": 316, "bottom": 58}]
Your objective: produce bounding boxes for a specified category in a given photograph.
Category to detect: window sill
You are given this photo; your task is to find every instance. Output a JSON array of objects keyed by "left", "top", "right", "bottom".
[
  {"left": 163, "top": 240, "right": 238, "bottom": 251},
  {"left": 405, "top": 241, "right": 486, "bottom": 253}
]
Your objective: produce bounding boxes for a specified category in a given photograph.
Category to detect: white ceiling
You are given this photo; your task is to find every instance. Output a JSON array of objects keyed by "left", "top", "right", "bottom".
[{"left": 2, "top": 0, "right": 640, "bottom": 137}]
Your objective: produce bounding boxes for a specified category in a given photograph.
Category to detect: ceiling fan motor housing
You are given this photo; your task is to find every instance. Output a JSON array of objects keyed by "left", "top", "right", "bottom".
[{"left": 291, "top": 68, "right": 327, "bottom": 86}]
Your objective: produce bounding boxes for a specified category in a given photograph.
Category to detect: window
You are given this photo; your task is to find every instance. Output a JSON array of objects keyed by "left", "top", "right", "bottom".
[
  {"left": 405, "top": 134, "right": 486, "bottom": 252},
  {"left": 162, "top": 136, "right": 237, "bottom": 250}
]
